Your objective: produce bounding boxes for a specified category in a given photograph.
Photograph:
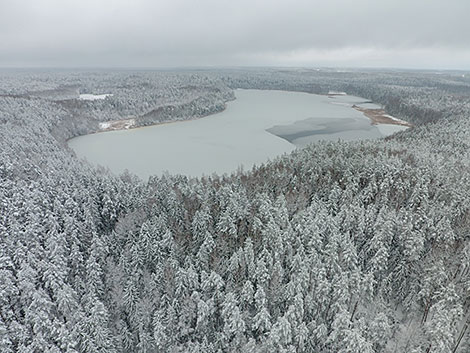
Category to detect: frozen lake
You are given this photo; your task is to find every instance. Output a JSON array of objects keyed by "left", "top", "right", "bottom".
[{"left": 68, "top": 89, "right": 407, "bottom": 179}]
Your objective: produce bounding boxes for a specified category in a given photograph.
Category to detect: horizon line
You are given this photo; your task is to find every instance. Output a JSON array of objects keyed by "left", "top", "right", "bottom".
[{"left": 0, "top": 65, "right": 468, "bottom": 72}]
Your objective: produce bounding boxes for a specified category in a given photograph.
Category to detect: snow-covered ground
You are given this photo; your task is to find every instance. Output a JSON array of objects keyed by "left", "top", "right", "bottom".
[
  {"left": 79, "top": 93, "right": 113, "bottom": 101},
  {"left": 99, "top": 122, "right": 112, "bottom": 129},
  {"left": 99, "top": 118, "right": 135, "bottom": 131}
]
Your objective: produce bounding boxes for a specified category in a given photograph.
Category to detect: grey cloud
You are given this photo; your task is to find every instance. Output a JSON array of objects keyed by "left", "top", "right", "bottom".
[{"left": 0, "top": 0, "right": 469, "bottom": 68}]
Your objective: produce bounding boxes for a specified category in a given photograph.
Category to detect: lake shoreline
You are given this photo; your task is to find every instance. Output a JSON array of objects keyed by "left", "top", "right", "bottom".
[
  {"left": 98, "top": 107, "right": 230, "bottom": 133},
  {"left": 81, "top": 90, "right": 411, "bottom": 138},
  {"left": 68, "top": 89, "right": 411, "bottom": 178},
  {"left": 353, "top": 105, "right": 413, "bottom": 127},
  {"left": 66, "top": 103, "right": 230, "bottom": 142}
]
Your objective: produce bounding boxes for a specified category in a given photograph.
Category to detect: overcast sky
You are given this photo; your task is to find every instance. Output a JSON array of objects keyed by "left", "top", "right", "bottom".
[{"left": 1, "top": 0, "right": 469, "bottom": 69}]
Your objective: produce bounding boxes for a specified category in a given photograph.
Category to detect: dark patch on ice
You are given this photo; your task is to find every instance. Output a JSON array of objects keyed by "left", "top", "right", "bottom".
[{"left": 267, "top": 116, "right": 380, "bottom": 146}]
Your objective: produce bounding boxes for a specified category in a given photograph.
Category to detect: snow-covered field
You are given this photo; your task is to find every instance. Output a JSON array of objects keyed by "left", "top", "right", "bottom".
[
  {"left": 99, "top": 121, "right": 112, "bottom": 129},
  {"left": 99, "top": 118, "right": 135, "bottom": 131},
  {"left": 79, "top": 93, "right": 113, "bottom": 101}
]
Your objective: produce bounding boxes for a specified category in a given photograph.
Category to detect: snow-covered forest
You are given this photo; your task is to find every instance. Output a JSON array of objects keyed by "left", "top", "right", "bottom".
[{"left": 1, "top": 68, "right": 469, "bottom": 352}]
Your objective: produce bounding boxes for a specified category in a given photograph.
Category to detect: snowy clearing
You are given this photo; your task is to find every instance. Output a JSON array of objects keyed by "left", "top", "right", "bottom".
[{"left": 79, "top": 93, "right": 113, "bottom": 101}]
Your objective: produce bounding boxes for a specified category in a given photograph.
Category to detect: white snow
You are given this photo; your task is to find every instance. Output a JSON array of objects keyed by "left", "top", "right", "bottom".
[
  {"left": 99, "top": 122, "right": 111, "bottom": 129},
  {"left": 79, "top": 93, "right": 113, "bottom": 101},
  {"left": 122, "top": 119, "right": 136, "bottom": 129},
  {"left": 99, "top": 118, "right": 135, "bottom": 130}
]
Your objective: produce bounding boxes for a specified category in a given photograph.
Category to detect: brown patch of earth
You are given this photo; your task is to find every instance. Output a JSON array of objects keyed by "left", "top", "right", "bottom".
[{"left": 353, "top": 105, "right": 413, "bottom": 127}]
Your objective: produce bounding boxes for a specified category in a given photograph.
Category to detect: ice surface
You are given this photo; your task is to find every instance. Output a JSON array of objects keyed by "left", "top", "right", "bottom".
[
  {"left": 69, "top": 90, "right": 407, "bottom": 179},
  {"left": 376, "top": 124, "right": 409, "bottom": 135}
]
